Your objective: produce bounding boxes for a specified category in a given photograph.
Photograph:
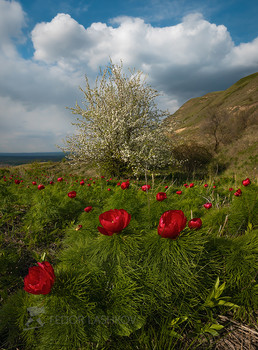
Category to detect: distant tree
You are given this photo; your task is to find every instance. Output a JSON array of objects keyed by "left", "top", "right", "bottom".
[
  {"left": 201, "top": 110, "right": 224, "bottom": 153},
  {"left": 60, "top": 60, "right": 172, "bottom": 176},
  {"left": 201, "top": 108, "right": 251, "bottom": 153}
]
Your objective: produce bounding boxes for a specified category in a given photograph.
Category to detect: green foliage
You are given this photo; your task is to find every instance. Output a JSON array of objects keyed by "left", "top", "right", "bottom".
[
  {"left": 172, "top": 141, "right": 213, "bottom": 175},
  {"left": 0, "top": 164, "right": 257, "bottom": 349},
  {"left": 227, "top": 186, "right": 258, "bottom": 234}
]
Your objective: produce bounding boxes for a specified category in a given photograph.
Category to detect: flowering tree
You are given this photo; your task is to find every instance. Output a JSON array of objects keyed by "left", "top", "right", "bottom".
[{"left": 60, "top": 60, "right": 172, "bottom": 176}]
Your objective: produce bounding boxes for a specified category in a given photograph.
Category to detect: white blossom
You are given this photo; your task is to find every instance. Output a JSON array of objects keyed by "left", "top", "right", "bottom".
[{"left": 60, "top": 60, "right": 172, "bottom": 176}]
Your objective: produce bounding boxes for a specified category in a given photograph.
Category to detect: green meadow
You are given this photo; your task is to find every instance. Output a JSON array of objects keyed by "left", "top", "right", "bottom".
[{"left": 0, "top": 162, "right": 257, "bottom": 349}]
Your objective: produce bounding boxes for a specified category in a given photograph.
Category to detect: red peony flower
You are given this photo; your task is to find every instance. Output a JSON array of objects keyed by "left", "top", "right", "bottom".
[
  {"left": 234, "top": 188, "right": 242, "bottom": 196},
  {"left": 165, "top": 185, "right": 168, "bottom": 189},
  {"left": 229, "top": 187, "right": 234, "bottom": 191},
  {"left": 183, "top": 184, "right": 188, "bottom": 187},
  {"left": 234, "top": 190, "right": 242, "bottom": 197},
  {"left": 38, "top": 184, "right": 45, "bottom": 190},
  {"left": 32, "top": 181, "right": 37, "bottom": 185},
  {"left": 158, "top": 210, "right": 187, "bottom": 239},
  {"left": 107, "top": 188, "right": 111, "bottom": 191},
  {"left": 101, "top": 176, "right": 105, "bottom": 179},
  {"left": 80, "top": 180, "right": 85, "bottom": 185},
  {"left": 188, "top": 218, "right": 202, "bottom": 230},
  {"left": 84, "top": 206, "right": 92, "bottom": 212},
  {"left": 242, "top": 178, "right": 251, "bottom": 186},
  {"left": 98, "top": 209, "right": 131, "bottom": 236},
  {"left": 87, "top": 183, "right": 91, "bottom": 187},
  {"left": 176, "top": 190, "right": 182, "bottom": 195},
  {"left": 203, "top": 203, "right": 212, "bottom": 209},
  {"left": 156, "top": 192, "right": 167, "bottom": 201},
  {"left": 117, "top": 182, "right": 121, "bottom": 186},
  {"left": 121, "top": 181, "right": 130, "bottom": 190},
  {"left": 213, "top": 185, "right": 216, "bottom": 188},
  {"left": 204, "top": 184, "right": 208, "bottom": 188},
  {"left": 68, "top": 191, "right": 76, "bottom": 198},
  {"left": 24, "top": 261, "right": 55, "bottom": 295},
  {"left": 141, "top": 184, "right": 151, "bottom": 191},
  {"left": 14, "top": 180, "right": 20, "bottom": 184},
  {"left": 57, "top": 177, "right": 63, "bottom": 182},
  {"left": 189, "top": 183, "right": 194, "bottom": 188}
]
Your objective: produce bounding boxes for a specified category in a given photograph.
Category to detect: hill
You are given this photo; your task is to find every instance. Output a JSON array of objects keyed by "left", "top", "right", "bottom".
[{"left": 164, "top": 72, "right": 258, "bottom": 176}]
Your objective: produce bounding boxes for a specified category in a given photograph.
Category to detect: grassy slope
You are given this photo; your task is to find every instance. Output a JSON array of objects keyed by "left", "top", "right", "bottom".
[{"left": 164, "top": 72, "right": 258, "bottom": 176}]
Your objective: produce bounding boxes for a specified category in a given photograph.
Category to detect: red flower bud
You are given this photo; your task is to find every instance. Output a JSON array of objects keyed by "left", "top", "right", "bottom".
[
  {"left": 203, "top": 203, "right": 212, "bottom": 209},
  {"left": 84, "top": 206, "right": 92, "bottom": 212},
  {"left": 141, "top": 184, "right": 151, "bottom": 191},
  {"left": 68, "top": 191, "right": 77, "bottom": 198},
  {"left": 242, "top": 178, "right": 251, "bottom": 186},
  {"left": 234, "top": 191, "right": 241, "bottom": 196},
  {"left": 38, "top": 184, "right": 45, "bottom": 190},
  {"left": 121, "top": 181, "right": 130, "bottom": 190},
  {"left": 188, "top": 218, "right": 202, "bottom": 230},
  {"left": 156, "top": 192, "right": 167, "bottom": 201}
]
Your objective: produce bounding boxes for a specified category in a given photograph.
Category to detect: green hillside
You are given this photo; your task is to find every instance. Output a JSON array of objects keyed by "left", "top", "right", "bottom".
[{"left": 164, "top": 72, "right": 258, "bottom": 176}]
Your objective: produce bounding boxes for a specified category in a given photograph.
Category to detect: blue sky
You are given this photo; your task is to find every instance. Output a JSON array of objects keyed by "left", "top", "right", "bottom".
[{"left": 0, "top": 0, "right": 258, "bottom": 152}]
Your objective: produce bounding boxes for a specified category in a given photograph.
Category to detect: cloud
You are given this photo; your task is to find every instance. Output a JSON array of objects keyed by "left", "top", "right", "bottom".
[
  {"left": 30, "top": 11, "right": 258, "bottom": 103},
  {"left": 0, "top": 0, "right": 258, "bottom": 152},
  {"left": 0, "top": 0, "right": 26, "bottom": 56},
  {"left": 0, "top": 95, "right": 72, "bottom": 152},
  {"left": 33, "top": 12, "right": 233, "bottom": 67},
  {"left": 223, "top": 37, "right": 258, "bottom": 68}
]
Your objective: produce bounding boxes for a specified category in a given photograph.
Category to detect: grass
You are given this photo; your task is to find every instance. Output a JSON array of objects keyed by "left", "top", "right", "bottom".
[{"left": 0, "top": 162, "right": 257, "bottom": 349}]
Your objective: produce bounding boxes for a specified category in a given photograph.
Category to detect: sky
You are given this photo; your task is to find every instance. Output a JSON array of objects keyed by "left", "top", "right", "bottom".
[{"left": 0, "top": 0, "right": 258, "bottom": 152}]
